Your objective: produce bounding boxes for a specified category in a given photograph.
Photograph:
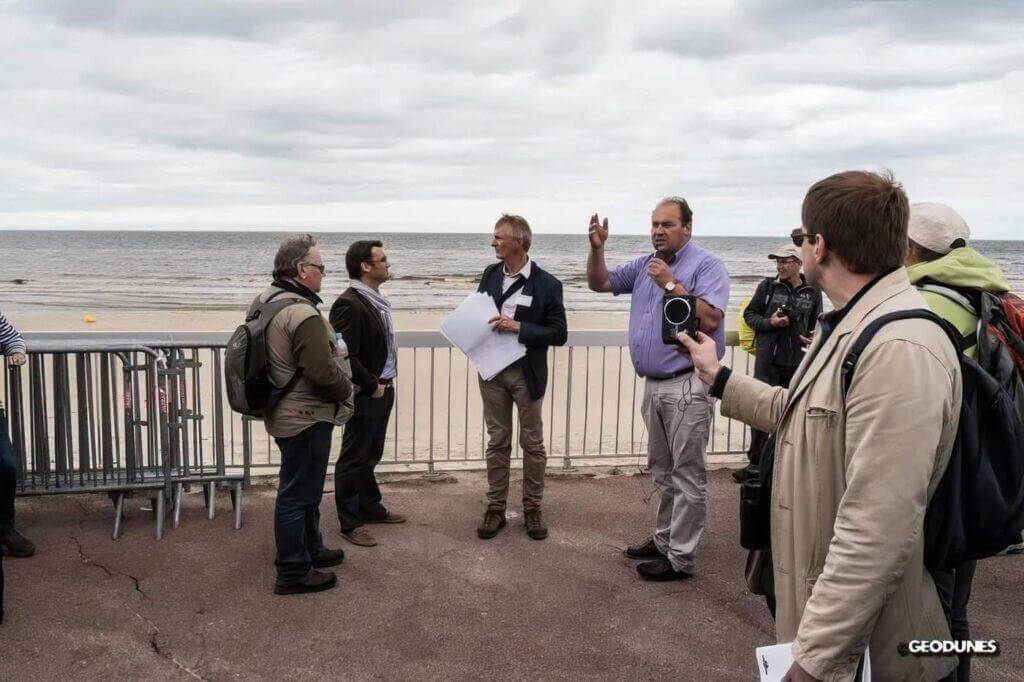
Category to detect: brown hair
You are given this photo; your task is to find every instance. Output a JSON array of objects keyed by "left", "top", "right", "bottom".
[
  {"left": 801, "top": 170, "right": 908, "bottom": 274},
  {"left": 346, "top": 239, "right": 383, "bottom": 280},
  {"left": 495, "top": 214, "right": 532, "bottom": 252},
  {"left": 657, "top": 196, "right": 693, "bottom": 227}
]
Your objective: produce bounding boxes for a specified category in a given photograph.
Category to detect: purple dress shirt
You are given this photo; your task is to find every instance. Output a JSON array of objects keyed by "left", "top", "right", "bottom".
[{"left": 609, "top": 241, "right": 730, "bottom": 378}]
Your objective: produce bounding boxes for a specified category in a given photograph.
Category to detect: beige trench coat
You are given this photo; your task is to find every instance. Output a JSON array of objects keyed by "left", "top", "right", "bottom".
[{"left": 721, "top": 269, "right": 961, "bottom": 681}]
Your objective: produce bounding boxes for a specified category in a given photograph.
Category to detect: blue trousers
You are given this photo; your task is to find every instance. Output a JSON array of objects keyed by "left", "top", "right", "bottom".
[{"left": 273, "top": 422, "right": 333, "bottom": 583}]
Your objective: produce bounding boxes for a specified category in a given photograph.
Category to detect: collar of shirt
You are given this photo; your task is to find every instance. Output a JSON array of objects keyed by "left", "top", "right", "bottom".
[
  {"left": 658, "top": 242, "right": 690, "bottom": 266},
  {"left": 502, "top": 256, "right": 532, "bottom": 280},
  {"left": 817, "top": 270, "right": 891, "bottom": 338}
]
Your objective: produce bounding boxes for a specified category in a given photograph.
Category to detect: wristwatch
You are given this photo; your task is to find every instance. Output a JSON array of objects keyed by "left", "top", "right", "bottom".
[{"left": 664, "top": 281, "right": 677, "bottom": 292}]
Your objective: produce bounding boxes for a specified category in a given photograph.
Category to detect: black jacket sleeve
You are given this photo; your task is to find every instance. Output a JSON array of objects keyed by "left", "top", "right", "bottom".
[
  {"left": 518, "top": 278, "right": 568, "bottom": 348},
  {"left": 744, "top": 278, "right": 776, "bottom": 333},
  {"left": 330, "top": 297, "right": 378, "bottom": 395}
]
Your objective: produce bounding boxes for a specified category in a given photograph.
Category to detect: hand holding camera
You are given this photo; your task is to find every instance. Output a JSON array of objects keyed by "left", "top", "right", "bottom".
[{"left": 769, "top": 306, "right": 790, "bottom": 328}]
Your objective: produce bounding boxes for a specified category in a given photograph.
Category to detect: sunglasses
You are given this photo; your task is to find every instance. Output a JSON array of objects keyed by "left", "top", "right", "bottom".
[
  {"left": 301, "top": 262, "right": 325, "bottom": 274},
  {"left": 790, "top": 228, "right": 818, "bottom": 248}
]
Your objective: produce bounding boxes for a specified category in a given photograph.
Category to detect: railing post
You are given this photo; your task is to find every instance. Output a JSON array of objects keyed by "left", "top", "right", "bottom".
[{"left": 562, "top": 347, "right": 574, "bottom": 471}]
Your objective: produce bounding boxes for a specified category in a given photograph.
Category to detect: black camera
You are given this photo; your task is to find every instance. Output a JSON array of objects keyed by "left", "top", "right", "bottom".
[
  {"left": 776, "top": 305, "right": 790, "bottom": 318},
  {"left": 661, "top": 294, "right": 699, "bottom": 345}
]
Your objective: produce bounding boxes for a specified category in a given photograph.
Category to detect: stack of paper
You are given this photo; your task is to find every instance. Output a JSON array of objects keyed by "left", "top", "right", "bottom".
[{"left": 440, "top": 292, "right": 526, "bottom": 381}]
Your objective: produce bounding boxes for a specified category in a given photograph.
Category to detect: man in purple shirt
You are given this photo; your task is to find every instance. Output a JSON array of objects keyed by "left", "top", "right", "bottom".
[{"left": 587, "top": 197, "right": 729, "bottom": 581}]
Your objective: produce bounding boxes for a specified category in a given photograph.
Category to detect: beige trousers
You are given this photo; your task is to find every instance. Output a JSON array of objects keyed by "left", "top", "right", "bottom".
[{"left": 478, "top": 363, "right": 547, "bottom": 513}]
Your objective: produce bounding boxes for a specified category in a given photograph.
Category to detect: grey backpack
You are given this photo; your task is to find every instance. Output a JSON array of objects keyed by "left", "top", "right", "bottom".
[{"left": 224, "top": 292, "right": 314, "bottom": 417}]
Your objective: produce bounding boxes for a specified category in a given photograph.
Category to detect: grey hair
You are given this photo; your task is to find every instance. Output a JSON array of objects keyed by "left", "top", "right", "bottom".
[
  {"left": 273, "top": 233, "right": 318, "bottom": 280},
  {"left": 495, "top": 213, "right": 532, "bottom": 252}
]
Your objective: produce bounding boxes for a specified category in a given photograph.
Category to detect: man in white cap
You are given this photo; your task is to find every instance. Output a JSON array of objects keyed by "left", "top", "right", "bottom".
[
  {"left": 905, "top": 202, "right": 1010, "bottom": 682},
  {"left": 906, "top": 202, "right": 1010, "bottom": 359},
  {"left": 735, "top": 242, "right": 822, "bottom": 487}
]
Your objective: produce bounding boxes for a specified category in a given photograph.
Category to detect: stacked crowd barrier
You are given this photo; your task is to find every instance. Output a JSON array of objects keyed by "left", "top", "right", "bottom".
[{"left": 3, "top": 336, "right": 249, "bottom": 539}]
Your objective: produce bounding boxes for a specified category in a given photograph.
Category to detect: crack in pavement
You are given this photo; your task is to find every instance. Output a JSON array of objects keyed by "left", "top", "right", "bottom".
[
  {"left": 69, "top": 533, "right": 149, "bottom": 600},
  {"left": 68, "top": 533, "right": 209, "bottom": 680}
]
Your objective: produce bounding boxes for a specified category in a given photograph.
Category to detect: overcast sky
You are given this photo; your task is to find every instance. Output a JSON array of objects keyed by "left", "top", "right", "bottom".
[{"left": 1, "top": 1, "right": 1022, "bottom": 238}]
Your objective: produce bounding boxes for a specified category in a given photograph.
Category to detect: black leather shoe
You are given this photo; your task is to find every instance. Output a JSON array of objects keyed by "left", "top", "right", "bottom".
[
  {"left": 624, "top": 538, "right": 665, "bottom": 560},
  {"left": 524, "top": 510, "right": 547, "bottom": 540},
  {"left": 273, "top": 569, "right": 338, "bottom": 595},
  {"left": 636, "top": 558, "right": 692, "bottom": 582},
  {"left": 311, "top": 547, "right": 345, "bottom": 568},
  {"left": 477, "top": 510, "right": 506, "bottom": 539},
  {"left": 0, "top": 528, "right": 36, "bottom": 558},
  {"left": 731, "top": 467, "right": 747, "bottom": 484}
]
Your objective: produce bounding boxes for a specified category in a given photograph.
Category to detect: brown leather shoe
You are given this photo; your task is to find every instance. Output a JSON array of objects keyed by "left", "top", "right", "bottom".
[
  {"left": 341, "top": 527, "right": 378, "bottom": 547},
  {"left": 476, "top": 510, "right": 506, "bottom": 539},
  {"left": 366, "top": 511, "right": 406, "bottom": 524},
  {"left": 524, "top": 510, "right": 548, "bottom": 540}
]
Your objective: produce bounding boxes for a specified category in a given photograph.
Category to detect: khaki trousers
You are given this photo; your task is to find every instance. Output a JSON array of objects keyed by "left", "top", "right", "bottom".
[
  {"left": 478, "top": 363, "right": 547, "bottom": 513},
  {"left": 642, "top": 371, "right": 712, "bottom": 572}
]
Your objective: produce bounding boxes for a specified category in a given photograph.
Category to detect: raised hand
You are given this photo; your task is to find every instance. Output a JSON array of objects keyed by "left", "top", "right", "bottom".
[{"left": 588, "top": 213, "right": 609, "bottom": 249}]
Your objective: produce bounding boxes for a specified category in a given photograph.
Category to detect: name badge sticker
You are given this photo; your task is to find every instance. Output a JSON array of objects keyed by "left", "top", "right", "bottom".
[{"left": 516, "top": 294, "right": 534, "bottom": 307}]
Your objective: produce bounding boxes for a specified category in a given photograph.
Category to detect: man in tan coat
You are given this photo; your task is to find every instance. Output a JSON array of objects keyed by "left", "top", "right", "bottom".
[
  {"left": 681, "top": 171, "right": 961, "bottom": 681},
  {"left": 252, "top": 234, "right": 354, "bottom": 596}
]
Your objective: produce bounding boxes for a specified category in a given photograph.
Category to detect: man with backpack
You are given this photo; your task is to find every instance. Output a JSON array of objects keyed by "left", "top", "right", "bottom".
[
  {"left": 680, "top": 171, "right": 962, "bottom": 680},
  {"left": 245, "top": 234, "right": 354, "bottom": 596},
  {"left": 905, "top": 202, "right": 1012, "bottom": 681},
  {"left": 735, "top": 244, "right": 821, "bottom": 483}
]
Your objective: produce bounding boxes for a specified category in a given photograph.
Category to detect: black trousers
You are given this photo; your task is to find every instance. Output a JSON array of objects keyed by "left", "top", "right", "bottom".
[
  {"left": 0, "top": 408, "right": 14, "bottom": 623},
  {"left": 335, "top": 386, "right": 394, "bottom": 531},
  {"left": 274, "top": 421, "right": 333, "bottom": 583},
  {"left": 746, "top": 363, "right": 798, "bottom": 465},
  {"left": 934, "top": 560, "right": 979, "bottom": 681},
  {"left": 0, "top": 408, "right": 17, "bottom": 536}
]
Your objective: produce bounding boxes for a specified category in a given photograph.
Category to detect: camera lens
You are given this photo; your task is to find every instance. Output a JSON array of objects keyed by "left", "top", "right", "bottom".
[{"left": 664, "top": 298, "right": 692, "bottom": 325}]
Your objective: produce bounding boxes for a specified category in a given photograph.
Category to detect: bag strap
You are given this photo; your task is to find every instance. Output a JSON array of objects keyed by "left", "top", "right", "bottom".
[
  {"left": 841, "top": 309, "right": 965, "bottom": 398},
  {"left": 916, "top": 284, "right": 980, "bottom": 349}
]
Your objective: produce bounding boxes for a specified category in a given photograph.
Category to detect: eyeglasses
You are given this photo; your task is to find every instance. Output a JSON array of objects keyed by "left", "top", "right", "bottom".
[
  {"left": 301, "top": 262, "right": 325, "bottom": 274},
  {"left": 790, "top": 228, "right": 817, "bottom": 248},
  {"left": 369, "top": 256, "right": 388, "bottom": 265}
]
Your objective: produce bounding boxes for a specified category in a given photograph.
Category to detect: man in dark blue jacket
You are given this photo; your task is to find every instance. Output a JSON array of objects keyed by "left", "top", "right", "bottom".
[
  {"left": 736, "top": 243, "right": 822, "bottom": 483},
  {"left": 475, "top": 214, "right": 567, "bottom": 541}
]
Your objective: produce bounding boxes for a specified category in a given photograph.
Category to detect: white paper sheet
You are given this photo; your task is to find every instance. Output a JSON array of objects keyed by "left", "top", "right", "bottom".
[
  {"left": 440, "top": 292, "right": 526, "bottom": 381},
  {"left": 755, "top": 643, "right": 871, "bottom": 682}
]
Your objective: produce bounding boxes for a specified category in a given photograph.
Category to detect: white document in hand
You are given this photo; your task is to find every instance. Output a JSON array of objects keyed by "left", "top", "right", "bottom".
[
  {"left": 440, "top": 292, "right": 527, "bottom": 381},
  {"left": 755, "top": 643, "right": 871, "bottom": 682}
]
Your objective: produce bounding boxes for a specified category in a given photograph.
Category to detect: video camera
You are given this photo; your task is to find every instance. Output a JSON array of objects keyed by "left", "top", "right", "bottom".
[{"left": 661, "top": 294, "right": 699, "bottom": 345}]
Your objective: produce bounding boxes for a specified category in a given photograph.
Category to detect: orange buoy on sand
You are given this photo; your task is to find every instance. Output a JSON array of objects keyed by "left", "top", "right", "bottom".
[{"left": 84, "top": 315, "right": 96, "bottom": 323}]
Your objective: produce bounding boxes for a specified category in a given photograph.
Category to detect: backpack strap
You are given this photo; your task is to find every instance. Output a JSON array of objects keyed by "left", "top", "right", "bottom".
[
  {"left": 916, "top": 283, "right": 980, "bottom": 350},
  {"left": 841, "top": 309, "right": 965, "bottom": 398}
]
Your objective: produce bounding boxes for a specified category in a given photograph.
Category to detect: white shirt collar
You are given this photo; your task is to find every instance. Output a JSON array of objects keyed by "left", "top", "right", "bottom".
[{"left": 503, "top": 256, "right": 532, "bottom": 280}]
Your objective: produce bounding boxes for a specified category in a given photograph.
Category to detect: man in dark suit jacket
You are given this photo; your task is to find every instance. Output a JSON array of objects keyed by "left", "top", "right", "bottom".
[
  {"left": 475, "top": 214, "right": 567, "bottom": 541},
  {"left": 329, "top": 240, "right": 405, "bottom": 548}
]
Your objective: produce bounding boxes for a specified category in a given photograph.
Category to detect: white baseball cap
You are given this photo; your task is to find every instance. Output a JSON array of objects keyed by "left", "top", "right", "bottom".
[
  {"left": 768, "top": 244, "right": 802, "bottom": 261},
  {"left": 908, "top": 202, "right": 970, "bottom": 255}
]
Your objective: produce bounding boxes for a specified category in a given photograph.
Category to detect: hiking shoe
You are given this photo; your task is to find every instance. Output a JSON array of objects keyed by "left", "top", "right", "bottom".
[
  {"left": 273, "top": 570, "right": 337, "bottom": 595},
  {"left": 636, "top": 558, "right": 692, "bottom": 582},
  {"left": 624, "top": 538, "right": 665, "bottom": 560},
  {"left": 0, "top": 528, "right": 36, "bottom": 558},
  {"left": 524, "top": 510, "right": 548, "bottom": 540},
  {"left": 476, "top": 510, "right": 506, "bottom": 539},
  {"left": 311, "top": 546, "right": 345, "bottom": 568},
  {"left": 341, "top": 527, "right": 378, "bottom": 547},
  {"left": 366, "top": 510, "right": 407, "bottom": 524}
]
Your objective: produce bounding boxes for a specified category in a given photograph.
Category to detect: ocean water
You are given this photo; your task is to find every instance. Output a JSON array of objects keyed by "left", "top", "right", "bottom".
[{"left": 0, "top": 230, "right": 1020, "bottom": 314}]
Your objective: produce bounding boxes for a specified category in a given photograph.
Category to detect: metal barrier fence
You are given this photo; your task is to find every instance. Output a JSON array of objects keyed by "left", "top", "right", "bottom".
[
  {"left": 12, "top": 331, "right": 753, "bottom": 483},
  {"left": 3, "top": 338, "right": 248, "bottom": 539}
]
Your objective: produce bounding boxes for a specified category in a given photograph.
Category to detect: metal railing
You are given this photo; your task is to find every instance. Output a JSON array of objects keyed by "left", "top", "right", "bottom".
[
  {"left": 3, "top": 338, "right": 249, "bottom": 539},
  {"left": 13, "top": 331, "right": 754, "bottom": 480}
]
